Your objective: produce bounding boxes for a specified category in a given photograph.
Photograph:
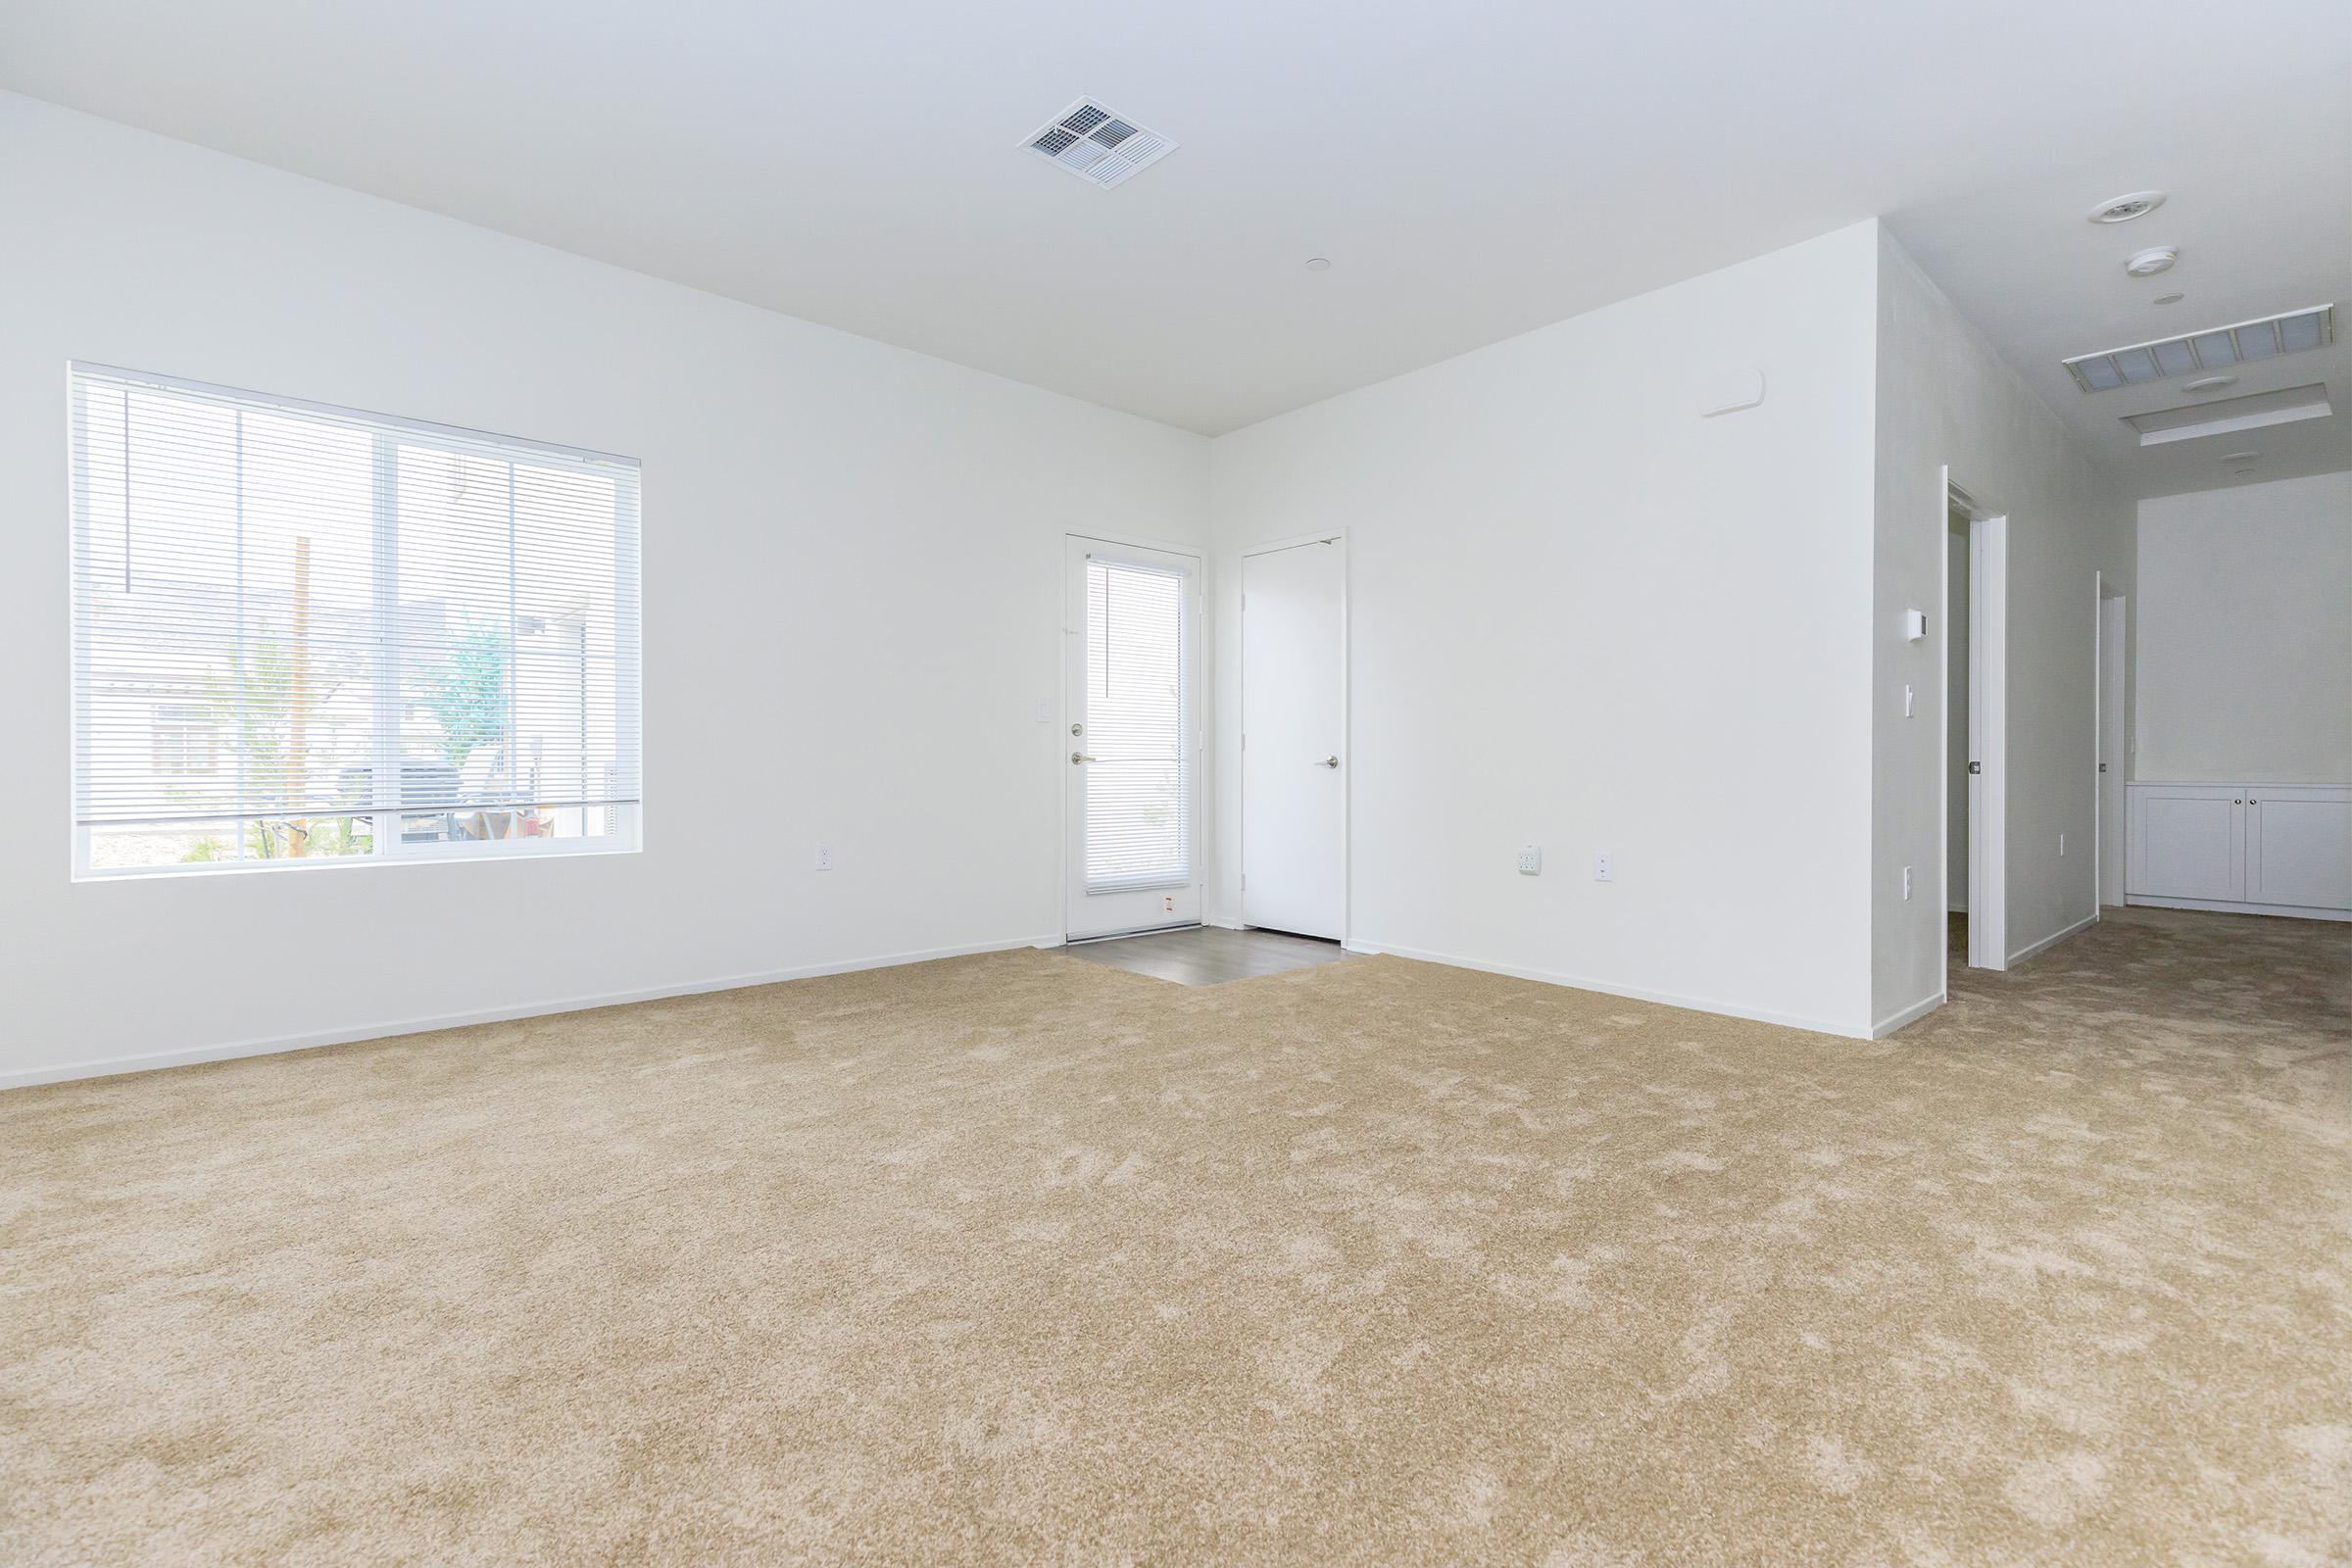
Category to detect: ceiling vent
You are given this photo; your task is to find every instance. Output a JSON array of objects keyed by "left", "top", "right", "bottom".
[
  {"left": 2064, "top": 305, "right": 2334, "bottom": 392},
  {"left": 1023, "top": 99, "right": 1177, "bottom": 188}
]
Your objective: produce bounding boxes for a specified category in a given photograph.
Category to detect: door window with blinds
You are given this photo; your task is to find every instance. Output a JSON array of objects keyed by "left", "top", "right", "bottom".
[
  {"left": 1083, "top": 555, "right": 1191, "bottom": 892},
  {"left": 69, "top": 365, "right": 641, "bottom": 876}
]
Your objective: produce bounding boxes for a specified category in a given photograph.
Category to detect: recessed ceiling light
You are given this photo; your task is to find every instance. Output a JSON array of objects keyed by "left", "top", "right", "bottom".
[
  {"left": 2121, "top": 383, "right": 2332, "bottom": 446},
  {"left": 2232, "top": 466, "right": 2256, "bottom": 475},
  {"left": 1304, "top": 257, "right": 1331, "bottom": 272},
  {"left": 2125, "top": 247, "right": 2179, "bottom": 276},
  {"left": 2154, "top": 292, "right": 2184, "bottom": 306},
  {"left": 2183, "top": 374, "right": 2236, "bottom": 393},
  {"left": 2087, "top": 190, "right": 2166, "bottom": 223},
  {"left": 2218, "top": 450, "right": 2259, "bottom": 463}
]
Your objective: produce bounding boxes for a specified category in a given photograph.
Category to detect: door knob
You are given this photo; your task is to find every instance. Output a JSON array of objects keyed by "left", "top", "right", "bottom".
[
  {"left": 1071, "top": 752, "right": 1097, "bottom": 764},
  {"left": 1968, "top": 760, "right": 1981, "bottom": 775},
  {"left": 1318, "top": 756, "right": 1340, "bottom": 768}
]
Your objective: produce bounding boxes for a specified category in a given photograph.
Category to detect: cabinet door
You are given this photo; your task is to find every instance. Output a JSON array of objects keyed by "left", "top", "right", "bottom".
[
  {"left": 2246, "top": 789, "right": 2352, "bottom": 909},
  {"left": 2131, "top": 785, "right": 2244, "bottom": 901}
]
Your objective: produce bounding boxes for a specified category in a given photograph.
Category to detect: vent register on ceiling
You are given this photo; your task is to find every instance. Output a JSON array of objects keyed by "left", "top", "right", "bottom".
[
  {"left": 1023, "top": 100, "right": 1177, "bottom": 187},
  {"left": 2064, "top": 305, "right": 2334, "bottom": 392}
]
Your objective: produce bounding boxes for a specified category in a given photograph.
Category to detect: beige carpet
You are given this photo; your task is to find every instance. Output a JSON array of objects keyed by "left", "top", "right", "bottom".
[{"left": 4, "top": 906, "right": 2347, "bottom": 1566}]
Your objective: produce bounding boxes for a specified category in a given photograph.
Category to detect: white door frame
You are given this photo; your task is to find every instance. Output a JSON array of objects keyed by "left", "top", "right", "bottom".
[
  {"left": 1059, "top": 530, "right": 1206, "bottom": 943},
  {"left": 1238, "top": 529, "right": 1349, "bottom": 946},
  {"left": 1943, "top": 473, "right": 2008, "bottom": 979}
]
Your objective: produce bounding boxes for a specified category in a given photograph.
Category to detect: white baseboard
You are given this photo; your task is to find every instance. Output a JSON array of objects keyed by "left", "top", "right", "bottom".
[
  {"left": 1340, "top": 940, "right": 1871, "bottom": 1040},
  {"left": 2006, "top": 911, "right": 2098, "bottom": 967},
  {"left": 2, "top": 933, "right": 1064, "bottom": 1092},
  {"left": 2127, "top": 895, "right": 2352, "bottom": 923},
  {"left": 1872, "top": 991, "right": 1944, "bottom": 1038}
]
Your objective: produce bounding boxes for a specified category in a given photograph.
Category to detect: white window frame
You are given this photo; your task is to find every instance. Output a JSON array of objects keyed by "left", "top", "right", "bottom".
[{"left": 68, "top": 364, "right": 643, "bottom": 881}]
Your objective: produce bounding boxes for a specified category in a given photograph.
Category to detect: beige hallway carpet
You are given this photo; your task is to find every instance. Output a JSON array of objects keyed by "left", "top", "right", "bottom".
[{"left": 4, "top": 906, "right": 2347, "bottom": 1566}]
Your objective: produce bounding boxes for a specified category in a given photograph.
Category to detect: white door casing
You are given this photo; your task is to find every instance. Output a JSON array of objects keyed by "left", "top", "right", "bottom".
[{"left": 1241, "top": 537, "right": 1346, "bottom": 940}]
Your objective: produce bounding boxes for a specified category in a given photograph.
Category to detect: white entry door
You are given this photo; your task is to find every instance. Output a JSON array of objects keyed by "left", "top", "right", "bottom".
[
  {"left": 1242, "top": 537, "right": 1346, "bottom": 939},
  {"left": 1064, "top": 536, "right": 1202, "bottom": 939}
]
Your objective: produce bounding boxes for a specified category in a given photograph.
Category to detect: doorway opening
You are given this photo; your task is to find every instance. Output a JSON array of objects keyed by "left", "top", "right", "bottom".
[
  {"left": 1063, "top": 534, "right": 1203, "bottom": 942},
  {"left": 1944, "top": 477, "right": 2008, "bottom": 977},
  {"left": 1240, "top": 533, "right": 1347, "bottom": 943}
]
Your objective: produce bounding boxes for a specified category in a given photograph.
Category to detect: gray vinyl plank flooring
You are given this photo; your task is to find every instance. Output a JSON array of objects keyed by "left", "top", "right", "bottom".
[{"left": 1062, "top": 926, "right": 1351, "bottom": 987}]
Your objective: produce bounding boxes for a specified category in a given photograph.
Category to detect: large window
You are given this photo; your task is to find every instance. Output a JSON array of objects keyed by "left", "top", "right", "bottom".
[{"left": 70, "top": 365, "right": 641, "bottom": 876}]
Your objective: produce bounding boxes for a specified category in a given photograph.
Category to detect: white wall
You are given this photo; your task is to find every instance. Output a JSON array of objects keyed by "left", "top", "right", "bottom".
[
  {"left": 1210, "top": 222, "right": 1884, "bottom": 1036},
  {"left": 0, "top": 93, "right": 1210, "bottom": 1086},
  {"left": 1872, "top": 230, "right": 2132, "bottom": 1016},
  {"left": 2135, "top": 471, "right": 2352, "bottom": 783}
]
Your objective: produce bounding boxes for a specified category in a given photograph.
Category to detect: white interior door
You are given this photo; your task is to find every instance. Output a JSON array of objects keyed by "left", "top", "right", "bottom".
[
  {"left": 1064, "top": 536, "right": 1201, "bottom": 939},
  {"left": 1964, "top": 512, "right": 2008, "bottom": 970},
  {"left": 1242, "top": 537, "right": 1345, "bottom": 939},
  {"left": 2099, "top": 597, "right": 2127, "bottom": 906}
]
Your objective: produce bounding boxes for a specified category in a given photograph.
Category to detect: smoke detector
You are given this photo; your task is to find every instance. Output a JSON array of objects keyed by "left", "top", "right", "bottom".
[
  {"left": 1022, "top": 100, "right": 1177, "bottom": 188},
  {"left": 2125, "top": 247, "right": 2179, "bottom": 276},
  {"left": 2086, "top": 190, "right": 2166, "bottom": 223}
]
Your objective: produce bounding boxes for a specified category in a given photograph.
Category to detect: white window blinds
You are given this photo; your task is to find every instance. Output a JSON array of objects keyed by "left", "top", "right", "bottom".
[
  {"left": 70, "top": 365, "right": 641, "bottom": 875},
  {"left": 1083, "top": 555, "right": 1190, "bottom": 892}
]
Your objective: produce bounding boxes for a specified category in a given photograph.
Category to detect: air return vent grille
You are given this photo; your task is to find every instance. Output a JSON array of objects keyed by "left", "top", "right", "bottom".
[
  {"left": 2064, "top": 305, "right": 2334, "bottom": 392},
  {"left": 1022, "top": 99, "right": 1177, "bottom": 187}
]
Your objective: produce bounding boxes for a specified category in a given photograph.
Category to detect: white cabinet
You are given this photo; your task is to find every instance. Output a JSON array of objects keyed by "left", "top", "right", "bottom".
[
  {"left": 2248, "top": 788, "right": 2352, "bottom": 909},
  {"left": 2129, "top": 782, "right": 2352, "bottom": 918}
]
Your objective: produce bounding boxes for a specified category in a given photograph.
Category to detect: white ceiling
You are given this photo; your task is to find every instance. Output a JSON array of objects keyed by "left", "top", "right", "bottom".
[
  {"left": 3, "top": 0, "right": 2347, "bottom": 492},
  {"left": 1887, "top": 89, "right": 2352, "bottom": 501}
]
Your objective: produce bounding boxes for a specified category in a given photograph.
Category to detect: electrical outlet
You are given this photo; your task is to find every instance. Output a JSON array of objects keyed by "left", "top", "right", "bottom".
[
  {"left": 1594, "top": 852, "right": 1613, "bottom": 883},
  {"left": 1902, "top": 865, "right": 1913, "bottom": 900},
  {"left": 1517, "top": 845, "right": 1543, "bottom": 876},
  {"left": 814, "top": 842, "right": 833, "bottom": 870}
]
